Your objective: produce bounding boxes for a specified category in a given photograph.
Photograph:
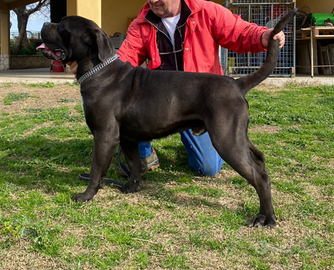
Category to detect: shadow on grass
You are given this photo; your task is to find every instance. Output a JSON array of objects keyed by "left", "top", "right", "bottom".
[{"left": 0, "top": 135, "right": 253, "bottom": 226}]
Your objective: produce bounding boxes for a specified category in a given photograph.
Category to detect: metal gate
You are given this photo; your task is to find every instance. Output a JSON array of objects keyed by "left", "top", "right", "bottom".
[{"left": 221, "top": 0, "right": 296, "bottom": 77}]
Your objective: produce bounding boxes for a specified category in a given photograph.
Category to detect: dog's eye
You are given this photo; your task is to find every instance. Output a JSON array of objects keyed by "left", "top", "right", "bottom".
[
  {"left": 58, "top": 24, "right": 70, "bottom": 39},
  {"left": 58, "top": 24, "right": 65, "bottom": 34}
]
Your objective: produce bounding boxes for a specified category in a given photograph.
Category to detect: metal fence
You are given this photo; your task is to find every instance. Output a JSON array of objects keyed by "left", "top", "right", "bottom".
[
  {"left": 221, "top": 0, "right": 296, "bottom": 77},
  {"left": 10, "top": 31, "right": 41, "bottom": 39}
]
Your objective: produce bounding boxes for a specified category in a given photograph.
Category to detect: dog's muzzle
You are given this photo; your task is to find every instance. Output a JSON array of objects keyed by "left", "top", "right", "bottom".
[{"left": 36, "top": 43, "right": 66, "bottom": 61}]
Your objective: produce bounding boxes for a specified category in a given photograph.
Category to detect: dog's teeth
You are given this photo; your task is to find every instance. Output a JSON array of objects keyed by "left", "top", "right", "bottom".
[
  {"left": 52, "top": 51, "right": 63, "bottom": 59},
  {"left": 60, "top": 52, "right": 66, "bottom": 60}
]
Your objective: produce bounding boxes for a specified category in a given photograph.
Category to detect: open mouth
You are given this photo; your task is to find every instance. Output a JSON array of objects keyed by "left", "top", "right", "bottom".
[{"left": 36, "top": 43, "right": 66, "bottom": 61}]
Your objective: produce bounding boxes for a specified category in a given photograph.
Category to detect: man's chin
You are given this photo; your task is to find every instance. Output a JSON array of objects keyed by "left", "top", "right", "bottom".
[{"left": 151, "top": 6, "right": 166, "bottom": 17}]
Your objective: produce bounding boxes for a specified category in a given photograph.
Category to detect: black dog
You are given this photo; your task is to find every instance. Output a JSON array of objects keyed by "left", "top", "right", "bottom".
[{"left": 38, "top": 10, "right": 297, "bottom": 228}]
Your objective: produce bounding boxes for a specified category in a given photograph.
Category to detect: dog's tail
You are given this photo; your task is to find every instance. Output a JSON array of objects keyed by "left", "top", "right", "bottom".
[{"left": 237, "top": 9, "right": 298, "bottom": 95}]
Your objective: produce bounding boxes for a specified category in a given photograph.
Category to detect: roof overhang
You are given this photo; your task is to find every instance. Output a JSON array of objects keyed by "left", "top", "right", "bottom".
[{"left": 0, "top": 0, "right": 40, "bottom": 12}]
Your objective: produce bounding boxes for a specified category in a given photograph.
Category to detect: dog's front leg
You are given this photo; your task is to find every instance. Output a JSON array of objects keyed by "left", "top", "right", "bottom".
[
  {"left": 120, "top": 140, "right": 143, "bottom": 193},
  {"left": 72, "top": 131, "right": 119, "bottom": 202}
]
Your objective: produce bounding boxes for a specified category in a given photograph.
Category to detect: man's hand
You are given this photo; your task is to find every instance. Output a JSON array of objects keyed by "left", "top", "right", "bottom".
[
  {"left": 261, "top": 29, "right": 285, "bottom": 49},
  {"left": 69, "top": 61, "right": 78, "bottom": 76}
]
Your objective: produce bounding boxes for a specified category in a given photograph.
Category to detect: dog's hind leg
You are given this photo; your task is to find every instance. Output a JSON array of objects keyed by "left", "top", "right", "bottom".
[
  {"left": 209, "top": 128, "right": 276, "bottom": 228},
  {"left": 119, "top": 140, "right": 143, "bottom": 193},
  {"left": 246, "top": 140, "right": 277, "bottom": 228}
]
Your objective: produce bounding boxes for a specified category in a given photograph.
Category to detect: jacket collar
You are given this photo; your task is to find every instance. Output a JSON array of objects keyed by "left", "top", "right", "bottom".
[
  {"left": 145, "top": 0, "right": 191, "bottom": 28},
  {"left": 136, "top": 0, "right": 202, "bottom": 24}
]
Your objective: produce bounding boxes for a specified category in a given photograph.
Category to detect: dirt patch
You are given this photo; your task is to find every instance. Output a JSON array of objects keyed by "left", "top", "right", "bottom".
[
  {"left": 0, "top": 241, "right": 69, "bottom": 270},
  {"left": 0, "top": 83, "right": 80, "bottom": 114},
  {"left": 249, "top": 125, "right": 281, "bottom": 134}
]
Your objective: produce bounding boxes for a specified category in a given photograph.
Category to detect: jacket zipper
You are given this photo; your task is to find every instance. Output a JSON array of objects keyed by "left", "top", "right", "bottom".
[{"left": 145, "top": 15, "right": 189, "bottom": 71}]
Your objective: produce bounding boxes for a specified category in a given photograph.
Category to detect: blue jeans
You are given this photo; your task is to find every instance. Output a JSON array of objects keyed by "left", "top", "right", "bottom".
[{"left": 138, "top": 130, "right": 223, "bottom": 176}]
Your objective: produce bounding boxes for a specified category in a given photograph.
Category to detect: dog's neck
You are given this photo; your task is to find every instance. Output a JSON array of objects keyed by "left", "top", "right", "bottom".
[
  {"left": 76, "top": 54, "right": 119, "bottom": 84},
  {"left": 77, "top": 54, "right": 119, "bottom": 84},
  {"left": 74, "top": 37, "right": 118, "bottom": 82}
]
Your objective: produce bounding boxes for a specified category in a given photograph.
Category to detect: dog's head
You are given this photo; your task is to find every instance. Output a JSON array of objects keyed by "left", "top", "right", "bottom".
[{"left": 37, "top": 16, "right": 115, "bottom": 64}]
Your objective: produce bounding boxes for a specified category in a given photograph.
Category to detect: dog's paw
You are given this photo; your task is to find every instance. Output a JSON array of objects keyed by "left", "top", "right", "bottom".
[
  {"left": 99, "top": 179, "right": 106, "bottom": 189},
  {"left": 121, "top": 181, "right": 142, "bottom": 194},
  {"left": 71, "top": 192, "right": 94, "bottom": 202},
  {"left": 250, "top": 214, "right": 277, "bottom": 228}
]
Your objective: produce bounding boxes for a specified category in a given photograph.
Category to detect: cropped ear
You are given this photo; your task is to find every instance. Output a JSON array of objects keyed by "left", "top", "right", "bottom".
[
  {"left": 94, "top": 28, "right": 115, "bottom": 62},
  {"left": 81, "top": 28, "right": 114, "bottom": 62},
  {"left": 81, "top": 31, "right": 93, "bottom": 46}
]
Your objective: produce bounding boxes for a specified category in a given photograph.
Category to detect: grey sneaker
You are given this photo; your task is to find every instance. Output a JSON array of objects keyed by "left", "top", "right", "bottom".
[{"left": 118, "top": 148, "right": 160, "bottom": 177}]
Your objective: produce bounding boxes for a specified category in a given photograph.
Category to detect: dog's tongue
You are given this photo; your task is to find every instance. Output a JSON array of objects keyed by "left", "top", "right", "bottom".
[
  {"left": 36, "top": 43, "right": 46, "bottom": 50},
  {"left": 36, "top": 43, "right": 64, "bottom": 59},
  {"left": 36, "top": 43, "right": 53, "bottom": 55}
]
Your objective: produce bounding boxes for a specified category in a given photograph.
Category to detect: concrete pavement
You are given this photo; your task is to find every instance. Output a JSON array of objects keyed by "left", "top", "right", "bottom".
[
  {"left": 0, "top": 68, "right": 75, "bottom": 84},
  {"left": 260, "top": 74, "right": 334, "bottom": 87},
  {"left": 0, "top": 68, "right": 333, "bottom": 86}
]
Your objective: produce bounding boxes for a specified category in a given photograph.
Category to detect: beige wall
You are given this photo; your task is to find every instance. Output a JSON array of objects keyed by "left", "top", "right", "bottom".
[
  {"left": 66, "top": 0, "right": 145, "bottom": 35},
  {"left": 102, "top": 0, "right": 146, "bottom": 35},
  {"left": 0, "top": 11, "right": 10, "bottom": 54},
  {"left": 296, "top": 0, "right": 333, "bottom": 14},
  {"left": 67, "top": 0, "right": 102, "bottom": 26},
  {"left": 66, "top": 0, "right": 77, "bottom": 17}
]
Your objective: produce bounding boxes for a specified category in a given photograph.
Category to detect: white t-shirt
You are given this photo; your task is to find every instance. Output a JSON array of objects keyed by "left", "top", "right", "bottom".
[{"left": 161, "top": 14, "right": 181, "bottom": 47}]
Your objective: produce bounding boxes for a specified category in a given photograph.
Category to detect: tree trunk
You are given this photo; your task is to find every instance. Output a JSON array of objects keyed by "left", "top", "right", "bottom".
[
  {"left": 12, "top": 0, "right": 49, "bottom": 55},
  {"left": 12, "top": 8, "right": 29, "bottom": 55}
]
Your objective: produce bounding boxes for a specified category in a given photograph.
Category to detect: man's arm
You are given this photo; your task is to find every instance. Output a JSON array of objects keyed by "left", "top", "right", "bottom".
[
  {"left": 210, "top": 4, "right": 285, "bottom": 52},
  {"left": 117, "top": 19, "right": 148, "bottom": 67}
]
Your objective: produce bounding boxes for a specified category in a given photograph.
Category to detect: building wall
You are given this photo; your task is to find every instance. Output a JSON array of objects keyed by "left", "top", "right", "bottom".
[
  {"left": 67, "top": 0, "right": 102, "bottom": 26},
  {"left": 67, "top": 0, "right": 330, "bottom": 36},
  {"left": 296, "top": 0, "right": 332, "bottom": 14},
  {"left": 102, "top": 0, "right": 145, "bottom": 35}
]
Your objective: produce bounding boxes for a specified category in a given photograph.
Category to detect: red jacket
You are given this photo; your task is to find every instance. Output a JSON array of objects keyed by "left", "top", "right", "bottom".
[{"left": 117, "top": 0, "right": 267, "bottom": 75}]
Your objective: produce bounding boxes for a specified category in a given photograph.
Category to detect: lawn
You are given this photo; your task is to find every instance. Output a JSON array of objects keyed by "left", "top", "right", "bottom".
[{"left": 0, "top": 82, "right": 333, "bottom": 269}]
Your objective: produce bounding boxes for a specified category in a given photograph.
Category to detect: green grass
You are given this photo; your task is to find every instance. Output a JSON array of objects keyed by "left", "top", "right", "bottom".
[
  {"left": 0, "top": 83, "right": 333, "bottom": 269},
  {"left": 26, "top": 82, "right": 56, "bottom": 88},
  {"left": 4, "top": 93, "right": 29, "bottom": 105}
]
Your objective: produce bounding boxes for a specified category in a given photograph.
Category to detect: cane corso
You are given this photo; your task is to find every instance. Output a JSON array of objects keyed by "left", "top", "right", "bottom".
[{"left": 37, "top": 10, "right": 297, "bottom": 227}]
